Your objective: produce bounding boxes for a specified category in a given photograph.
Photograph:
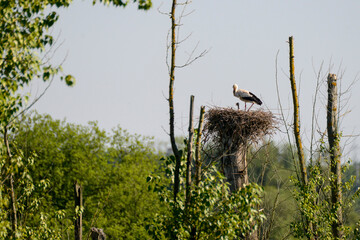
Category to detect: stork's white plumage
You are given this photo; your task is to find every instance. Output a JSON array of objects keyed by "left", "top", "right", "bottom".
[{"left": 233, "top": 84, "right": 262, "bottom": 111}]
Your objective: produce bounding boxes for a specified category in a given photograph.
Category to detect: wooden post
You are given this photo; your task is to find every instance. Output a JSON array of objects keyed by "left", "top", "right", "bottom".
[
  {"left": 185, "top": 95, "right": 195, "bottom": 209},
  {"left": 189, "top": 105, "right": 205, "bottom": 240},
  {"left": 74, "top": 181, "right": 83, "bottom": 240},
  {"left": 195, "top": 106, "right": 205, "bottom": 185},
  {"left": 327, "top": 73, "right": 343, "bottom": 239}
]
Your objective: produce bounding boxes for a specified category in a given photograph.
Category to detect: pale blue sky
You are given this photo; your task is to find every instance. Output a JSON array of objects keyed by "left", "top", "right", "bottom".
[{"left": 33, "top": 0, "right": 360, "bottom": 157}]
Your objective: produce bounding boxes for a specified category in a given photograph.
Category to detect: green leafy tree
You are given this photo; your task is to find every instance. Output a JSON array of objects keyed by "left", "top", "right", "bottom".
[
  {"left": 14, "top": 112, "right": 163, "bottom": 239},
  {"left": 0, "top": 137, "right": 66, "bottom": 239},
  {"left": 0, "top": 0, "right": 75, "bottom": 128},
  {"left": 290, "top": 145, "right": 360, "bottom": 239},
  {"left": 1, "top": 0, "right": 152, "bottom": 238},
  {"left": 147, "top": 152, "right": 266, "bottom": 239},
  {"left": 1, "top": 0, "right": 74, "bottom": 237},
  {"left": 85, "top": 125, "right": 164, "bottom": 239}
]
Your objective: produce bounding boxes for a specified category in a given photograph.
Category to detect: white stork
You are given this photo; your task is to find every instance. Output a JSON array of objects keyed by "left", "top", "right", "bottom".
[{"left": 233, "top": 84, "right": 262, "bottom": 111}]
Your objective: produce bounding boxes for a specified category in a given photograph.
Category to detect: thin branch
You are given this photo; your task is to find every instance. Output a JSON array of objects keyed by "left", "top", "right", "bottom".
[
  {"left": 7, "top": 76, "right": 55, "bottom": 127},
  {"left": 274, "top": 50, "right": 297, "bottom": 176},
  {"left": 309, "top": 60, "right": 324, "bottom": 164},
  {"left": 176, "top": 47, "right": 209, "bottom": 68},
  {"left": 157, "top": 2, "right": 171, "bottom": 17}
]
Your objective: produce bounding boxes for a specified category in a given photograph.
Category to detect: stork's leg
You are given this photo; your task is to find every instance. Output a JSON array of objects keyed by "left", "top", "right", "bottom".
[
  {"left": 248, "top": 103, "right": 254, "bottom": 111},
  {"left": 245, "top": 102, "right": 247, "bottom": 111}
]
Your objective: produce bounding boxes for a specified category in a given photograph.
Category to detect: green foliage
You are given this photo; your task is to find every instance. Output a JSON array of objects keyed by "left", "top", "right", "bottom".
[
  {"left": 146, "top": 153, "right": 266, "bottom": 239},
  {"left": 14, "top": 112, "right": 163, "bottom": 239},
  {"left": 248, "top": 141, "right": 360, "bottom": 239},
  {"left": 290, "top": 165, "right": 333, "bottom": 239},
  {"left": 288, "top": 143, "right": 356, "bottom": 239},
  {"left": 0, "top": 0, "right": 151, "bottom": 237},
  {"left": 0, "top": 0, "right": 75, "bottom": 129},
  {"left": 0, "top": 133, "right": 66, "bottom": 239},
  {"left": 4, "top": 115, "right": 360, "bottom": 239},
  {"left": 0, "top": 5, "right": 75, "bottom": 236},
  {"left": 92, "top": 0, "right": 152, "bottom": 10},
  {"left": 354, "top": 220, "right": 360, "bottom": 239}
]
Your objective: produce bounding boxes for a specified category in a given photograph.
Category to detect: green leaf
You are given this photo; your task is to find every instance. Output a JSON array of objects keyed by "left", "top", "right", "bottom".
[{"left": 64, "top": 75, "right": 75, "bottom": 86}]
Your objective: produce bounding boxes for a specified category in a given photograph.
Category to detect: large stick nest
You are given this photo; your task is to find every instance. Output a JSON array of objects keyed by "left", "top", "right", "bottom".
[{"left": 204, "top": 108, "right": 276, "bottom": 147}]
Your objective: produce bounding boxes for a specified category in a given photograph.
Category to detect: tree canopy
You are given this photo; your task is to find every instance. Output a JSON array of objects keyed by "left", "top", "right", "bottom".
[{"left": 12, "top": 112, "right": 163, "bottom": 239}]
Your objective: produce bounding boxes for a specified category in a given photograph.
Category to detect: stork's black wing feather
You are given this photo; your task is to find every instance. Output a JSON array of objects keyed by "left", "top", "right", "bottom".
[{"left": 249, "top": 92, "right": 262, "bottom": 105}]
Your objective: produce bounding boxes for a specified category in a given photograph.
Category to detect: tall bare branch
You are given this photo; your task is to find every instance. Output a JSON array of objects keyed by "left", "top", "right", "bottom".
[
  {"left": 288, "top": 36, "right": 307, "bottom": 186},
  {"left": 185, "top": 95, "right": 195, "bottom": 209}
]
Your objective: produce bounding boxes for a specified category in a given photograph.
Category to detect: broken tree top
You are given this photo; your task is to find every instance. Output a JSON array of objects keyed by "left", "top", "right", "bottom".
[{"left": 204, "top": 108, "right": 276, "bottom": 146}]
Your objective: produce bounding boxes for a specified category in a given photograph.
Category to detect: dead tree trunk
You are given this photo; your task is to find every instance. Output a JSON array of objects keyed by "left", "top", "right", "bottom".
[
  {"left": 168, "top": 0, "right": 183, "bottom": 207},
  {"left": 220, "top": 132, "right": 256, "bottom": 240},
  {"left": 327, "top": 73, "right": 343, "bottom": 239},
  {"left": 74, "top": 181, "right": 83, "bottom": 240},
  {"left": 4, "top": 128, "right": 18, "bottom": 237},
  {"left": 221, "top": 141, "right": 248, "bottom": 192}
]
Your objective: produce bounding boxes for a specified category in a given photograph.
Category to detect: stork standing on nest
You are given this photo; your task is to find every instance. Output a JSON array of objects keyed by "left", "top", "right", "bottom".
[{"left": 233, "top": 84, "right": 262, "bottom": 111}]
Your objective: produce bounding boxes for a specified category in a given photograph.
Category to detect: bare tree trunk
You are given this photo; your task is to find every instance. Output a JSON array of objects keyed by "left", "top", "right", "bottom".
[
  {"left": 9, "top": 174, "right": 17, "bottom": 235},
  {"left": 327, "top": 73, "right": 343, "bottom": 239},
  {"left": 3, "top": 128, "right": 17, "bottom": 237},
  {"left": 185, "top": 95, "right": 195, "bottom": 209},
  {"left": 168, "top": 0, "right": 182, "bottom": 206},
  {"left": 168, "top": 2, "right": 182, "bottom": 239},
  {"left": 221, "top": 142, "right": 248, "bottom": 192},
  {"left": 221, "top": 140, "right": 258, "bottom": 240},
  {"left": 74, "top": 181, "right": 83, "bottom": 240}
]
